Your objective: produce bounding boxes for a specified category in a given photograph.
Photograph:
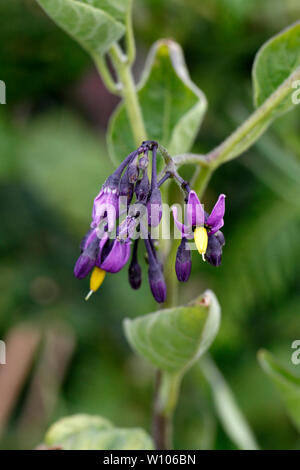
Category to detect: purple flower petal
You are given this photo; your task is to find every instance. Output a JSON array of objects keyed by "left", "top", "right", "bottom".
[
  {"left": 172, "top": 205, "right": 193, "bottom": 239},
  {"left": 99, "top": 239, "right": 131, "bottom": 273},
  {"left": 206, "top": 194, "right": 226, "bottom": 234},
  {"left": 187, "top": 190, "right": 204, "bottom": 227}
]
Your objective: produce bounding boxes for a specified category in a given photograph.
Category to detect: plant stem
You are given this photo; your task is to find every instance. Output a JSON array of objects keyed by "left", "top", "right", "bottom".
[
  {"left": 109, "top": 44, "right": 146, "bottom": 146},
  {"left": 125, "top": 3, "right": 136, "bottom": 65},
  {"left": 152, "top": 370, "right": 182, "bottom": 449}
]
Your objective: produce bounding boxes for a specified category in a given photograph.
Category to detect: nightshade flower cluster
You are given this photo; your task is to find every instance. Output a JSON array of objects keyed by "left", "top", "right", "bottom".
[{"left": 74, "top": 141, "right": 226, "bottom": 303}]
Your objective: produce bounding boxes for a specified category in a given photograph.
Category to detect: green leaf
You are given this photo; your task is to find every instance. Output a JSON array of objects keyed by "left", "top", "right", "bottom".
[
  {"left": 258, "top": 350, "right": 300, "bottom": 431},
  {"left": 108, "top": 39, "right": 207, "bottom": 165},
  {"left": 79, "top": 0, "right": 132, "bottom": 24},
  {"left": 45, "top": 414, "right": 154, "bottom": 450},
  {"left": 36, "top": 0, "right": 128, "bottom": 56},
  {"left": 253, "top": 21, "right": 300, "bottom": 112},
  {"left": 201, "top": 356, "right": 259, "bottom": 450},
  {"left": 124, "top": 290, "right": 220, "bottom": 374}
]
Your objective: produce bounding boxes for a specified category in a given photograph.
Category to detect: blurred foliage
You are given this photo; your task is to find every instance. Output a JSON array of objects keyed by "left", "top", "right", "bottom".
[{"left": 0, "top": 0, "right": 300, "bottom": 450}]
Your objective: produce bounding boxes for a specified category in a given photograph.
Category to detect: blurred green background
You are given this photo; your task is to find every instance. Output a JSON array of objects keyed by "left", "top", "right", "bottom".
[{"left": 0, "top": 0, "right": 300, "bottom": 450}]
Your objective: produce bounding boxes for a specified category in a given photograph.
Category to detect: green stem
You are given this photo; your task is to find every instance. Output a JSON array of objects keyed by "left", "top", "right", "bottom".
[
  {"left": 153, "top": 371, "right": 182, "bottom": 449},
  {"left": 109, "top": 44, "right": 146, "bottom": 146},
  {"left": 125, "top": 3, "right": 136, "bottom": 65}
]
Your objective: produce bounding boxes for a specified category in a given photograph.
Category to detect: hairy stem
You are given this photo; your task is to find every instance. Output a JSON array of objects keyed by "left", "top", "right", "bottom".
[{"left": 109, "top": 44, "right": 146, "bottom": 146}]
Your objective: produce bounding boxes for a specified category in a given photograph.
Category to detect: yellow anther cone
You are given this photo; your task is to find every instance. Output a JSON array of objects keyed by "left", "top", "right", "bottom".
[
  {"left": 85, "top": 267, "right": 106, "bottom": 301},
  {"left": 194, "top": 226, "right": 208, "bottom": 260}
]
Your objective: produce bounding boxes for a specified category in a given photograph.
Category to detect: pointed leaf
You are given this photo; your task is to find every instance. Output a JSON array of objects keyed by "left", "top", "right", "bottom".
[
  {"left": 108, "top": 39, "right": 207, "bottom": 165},
  {"left": 258, "top": 350, "right": 300, "bottom": 431},
  {"left": 36, "top": 0, "right": 127, "bottom": 56},
  {"left": 124, "top": 290, "right": 220, "bottom": 374},
  {"left": 45, "top": 414, "right": 154, "bottom": 450}
]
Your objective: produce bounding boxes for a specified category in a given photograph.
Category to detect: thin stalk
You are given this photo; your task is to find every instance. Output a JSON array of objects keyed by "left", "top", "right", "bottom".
[{"left": 93, "top": 55, "right": 121, "bottom": 95}]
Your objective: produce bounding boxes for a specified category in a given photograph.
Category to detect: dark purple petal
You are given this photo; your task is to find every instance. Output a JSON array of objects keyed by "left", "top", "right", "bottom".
[
  {"left": 74, "top": 254, "right": 95, "bottom": 279},
  {"left": 215, "top": 230, "right": 225, "bottom": 246},
  {"left": 175, "top": 238, "right": 192, "bottom": 282},
  {"left": 205, "top": 232, "right": 225, "bottom": 266},
  {"left": 99, "top": 239, "right": 131, "bottom": 273},
  {"left": 206, "top": 194, "right": 226, "bottom": 234},
  {"left": 74, "top": 237, "right": 99, "bottom": 279},
  {"left": 187, "top": 190, "right": 204, "bottom": 227}
]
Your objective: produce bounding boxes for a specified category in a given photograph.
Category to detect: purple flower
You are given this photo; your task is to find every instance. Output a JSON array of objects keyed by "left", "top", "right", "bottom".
[
  {"left": 175, "top": 237, "right": 192, "bottom": 282},
  {"left": 172, "top": 191, "right": 226, "bottom": 264},
  {"left": 96, "top": 234, "right": 131, "bottom": 273}
]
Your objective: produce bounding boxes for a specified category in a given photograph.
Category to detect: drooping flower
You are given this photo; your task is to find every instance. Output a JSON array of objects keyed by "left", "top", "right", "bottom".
[
  {"left": 74, "top": 140, "right": 227, "bottom": 304},
  {"left": 172, "top": 190, "right": 225, "bottom": 266},
  {"left": 91, "top": 151, "right": 138, "bottom": 231}
]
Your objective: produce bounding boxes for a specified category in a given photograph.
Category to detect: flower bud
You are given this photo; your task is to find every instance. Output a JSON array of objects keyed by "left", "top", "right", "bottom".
[
  {"left": 128, "top": 258, "right": 142, "bottom": 290},
  {"left": 135, "top": 171, "right": 150, "bottom": 203},
  {"left": 175, "top": 238, "right": 191, "bottom": 282},
  {"left": 148, "top": 262, "right": 167, "bottom": 303}
]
